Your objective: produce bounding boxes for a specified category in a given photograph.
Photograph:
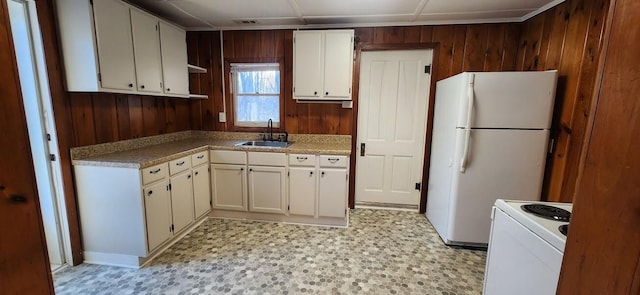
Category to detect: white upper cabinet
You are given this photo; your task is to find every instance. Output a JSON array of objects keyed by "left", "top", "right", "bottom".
[
  {"left": 93, "top": 0, "right": 137, "bottom": 91},
  {"left": 159, "top": 21, "right": 189, "bottom": 97},
  {"left": 293, "top": 30, "right": 354, "bottom": 101},
  {"left": 56, "top": 0, "right": 189, "bottom": 98},
  {"left": 130, "top": 9, "right": 163, "bottom": 94}
]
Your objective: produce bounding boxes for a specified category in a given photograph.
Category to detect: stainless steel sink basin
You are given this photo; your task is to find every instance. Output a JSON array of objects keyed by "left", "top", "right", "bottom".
[{"left": 235, "top": 140, "right": 293, "bottom": 148}]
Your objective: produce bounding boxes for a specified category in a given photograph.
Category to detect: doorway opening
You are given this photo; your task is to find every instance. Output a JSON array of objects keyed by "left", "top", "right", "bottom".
[
  {"left": 8, "top": 0, "right": 71, "bottom": 272},
  {"left": 354, "top": 49, "right": 434, "bottom": 211}
]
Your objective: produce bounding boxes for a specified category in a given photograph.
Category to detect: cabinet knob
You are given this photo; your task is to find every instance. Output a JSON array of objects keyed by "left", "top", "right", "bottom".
[
  {"left": 321, "top": 171, "right": 325, "bottom": 177},
  {"left": 249, "top": 168, "right": 253, "bottom": 172},
  {"left": 166, "top": 88, "right": 171, "bottom": 92},
  {"left": 128, "top": 83, "right": 134, "bottom": 88},
  {"left": 314, "top": 91, "right": 317, "bottom": 95},
  {"left": 187, "top": 174, "right": 191, "bottom": 179},
  {"left": 325, "top": 91, "right": 329, "bottom": 95},
  {"left": 240, "top": 167, "right": 244, "bottom": 171},
  {"left": 140, "top": 85, "right": 145, "bottom": 89},
  {"left": 310, "top": 171, "right": 313, "bottom": 176},
  {"left": 195, "top": 171, "right": 199, "bottom": 176},
  {"left": 147, "top": 190, "right": 153, "bottom": 196}
]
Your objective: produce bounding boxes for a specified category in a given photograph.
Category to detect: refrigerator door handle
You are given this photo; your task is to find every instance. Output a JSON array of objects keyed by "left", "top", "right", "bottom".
[{"left": 460, "top": 74, "right": 475, "bottom": 173}]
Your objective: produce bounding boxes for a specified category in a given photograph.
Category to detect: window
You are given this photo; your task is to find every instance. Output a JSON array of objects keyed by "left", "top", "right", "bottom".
[{"left": 231, "top": 63, "right": 280, "bottom": 128}]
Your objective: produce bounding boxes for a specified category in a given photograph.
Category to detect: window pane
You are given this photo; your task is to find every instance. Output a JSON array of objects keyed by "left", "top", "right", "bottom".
[
  {"left": 236, "top": 70, "right": 280, "bottom": 94},
  {"left": 236, "top": 95, "right": 280, "bottom": 124}
]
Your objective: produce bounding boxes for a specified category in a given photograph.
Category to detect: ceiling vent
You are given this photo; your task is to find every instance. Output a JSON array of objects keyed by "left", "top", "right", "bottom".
[{"left": 233, "top": 19, "right": 258, "bottom": 24}]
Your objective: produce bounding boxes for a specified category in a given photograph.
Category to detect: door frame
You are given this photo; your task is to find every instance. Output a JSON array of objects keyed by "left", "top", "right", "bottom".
[{"left": 349, "top": 43, "right": 440, "bottom": 213}]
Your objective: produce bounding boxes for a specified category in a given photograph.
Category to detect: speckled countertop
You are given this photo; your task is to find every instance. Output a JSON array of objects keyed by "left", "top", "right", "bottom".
[{"left": 71, "top": 131, "right": 351, "bottom": 169}]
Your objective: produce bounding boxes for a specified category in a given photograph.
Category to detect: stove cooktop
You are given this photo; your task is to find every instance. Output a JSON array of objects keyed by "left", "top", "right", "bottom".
[{"left": 521, "top": 204, "right": 571, "bottom": 222}]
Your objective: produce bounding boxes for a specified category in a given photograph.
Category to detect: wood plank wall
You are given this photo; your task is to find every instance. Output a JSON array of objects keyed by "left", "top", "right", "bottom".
[
  {"left": 516, "top": 0, "right": 610, "bottom": 202},
  {"left": 187, "top": 24, "right": 522, "bottom": 135}
]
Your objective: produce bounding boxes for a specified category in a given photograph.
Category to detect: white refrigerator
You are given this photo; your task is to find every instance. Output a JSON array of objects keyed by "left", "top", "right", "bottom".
[{"left": 425, "top": 70, "right": 558, "bottom": 246}]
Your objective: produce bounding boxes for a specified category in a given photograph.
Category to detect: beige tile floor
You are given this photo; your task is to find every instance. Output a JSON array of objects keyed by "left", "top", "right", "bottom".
[{"left": 54, "top": 209, "right": 486, "bottom": 294}]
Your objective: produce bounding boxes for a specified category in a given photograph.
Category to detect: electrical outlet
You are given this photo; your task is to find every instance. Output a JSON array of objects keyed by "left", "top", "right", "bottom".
[{"left": 218, "top": 112, "right": 226, "bottom": 123}]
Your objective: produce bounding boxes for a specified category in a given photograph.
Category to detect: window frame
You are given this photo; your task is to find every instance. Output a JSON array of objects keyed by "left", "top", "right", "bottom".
[{"left": 224, "top": 57, "right": 285, "bottom": 132}]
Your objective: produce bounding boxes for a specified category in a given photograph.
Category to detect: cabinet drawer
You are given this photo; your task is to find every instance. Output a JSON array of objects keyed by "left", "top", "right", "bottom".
[
  {"left": 169, "top": 156, "right": 191, "bottom": 175},
  {"left": 248, "top": 152, "right": 286, "bottom": 167},
  {"left": 319, "top": 155, "right": 348, "bottom": 168},
  {"left": 141, "top": 163, "right": 168, "bottom": 185},
  {"left": 210, "top": 150, "right": 246, "bottom": 165},
  {"left": 191, "top": 150, "right": 208, "bottom": 166},
  {"left": 289, "top": 154, "right": 316, "bottom": 167}
]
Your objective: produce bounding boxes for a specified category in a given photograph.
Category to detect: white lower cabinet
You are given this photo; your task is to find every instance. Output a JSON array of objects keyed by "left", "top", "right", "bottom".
[
  {"left": 169, "top": 170, "right": 194, "bottom": 234},
  {"left": 248, "top": 166, "right": 286, "bottom": 214},
  {"left": 288, "top": 167, "right": 316, "bottom": 216},
  {"left": 211, "top": 164, "right": 247, "bottom": 211},
  {"left": 192, "top": 164, "right": 211, "bottom": 218},
  {"left": 318, "top": 169, "right": 348, "bottom": 218},
  {"left": 143, "top": 180, "right": 172, "bottom": 252},
  {"left": 73, "top": 150, "right": 210, "bottom": 268}
]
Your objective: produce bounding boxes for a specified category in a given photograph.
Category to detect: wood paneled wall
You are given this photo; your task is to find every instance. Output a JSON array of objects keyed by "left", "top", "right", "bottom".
[
  {"left": 187, "top": 24, "right": 522, "bottom": 135},
  {"left": 516, "top": 0, "right": 609, "bottom": 202}
]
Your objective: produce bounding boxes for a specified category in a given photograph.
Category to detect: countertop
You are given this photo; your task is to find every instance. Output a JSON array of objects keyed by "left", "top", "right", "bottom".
[{"left": 72, "top": 137, "right": 351, "bottom": 169}]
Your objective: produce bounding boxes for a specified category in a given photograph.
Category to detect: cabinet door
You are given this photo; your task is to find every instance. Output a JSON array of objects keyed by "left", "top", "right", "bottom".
[
  {"left": 92, "top": 0, "right": 136, "bottom": 91},
  {"left": 293, "top": 31, "right": 323, "bottom": 98},
  {"left": 211, "top": 164, "right": 247, "bottom": 211},
  {"left": 159, "top": 21, "right": 189, "bottom": 97},
  {"left": 170, "top": 171, "right": 194, "bottom": 233},
  {"left": 130, "top": 8, "right": 162, "bottom": 94},
  {"left": 248, "top": 166, "right": 286, "bottom": 214},
  {"left": 289, "top": 167, "right": 316, "bottom": 216},
  {"left": 323, "top": 31, "right": 354, "bottom": 99},
  {"left": 192, "top": 164, "right": 211, "bottom": 218},
  {"left": 143, "top": 180, "right": 172, "bottom": 252},
  {"left": 318, "top": 169, "right": 347, "bottom": 218}
]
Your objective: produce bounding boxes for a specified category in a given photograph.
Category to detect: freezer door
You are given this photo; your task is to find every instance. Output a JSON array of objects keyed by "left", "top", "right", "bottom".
[
  {"left": 447, "top": 129, "right": 549, "bottom": 245},
  {"left": 455, "top": 71, "right": 558, "bottom": 129}
]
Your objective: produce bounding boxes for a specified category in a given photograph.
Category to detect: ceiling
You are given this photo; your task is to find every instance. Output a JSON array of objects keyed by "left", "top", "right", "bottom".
[{"left": 127, "top": 0, "right": 565, "bottom": 30}]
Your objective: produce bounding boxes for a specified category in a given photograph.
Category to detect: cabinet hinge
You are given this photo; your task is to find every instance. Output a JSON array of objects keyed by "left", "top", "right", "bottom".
[
  {"left": 169, "top": 225, "right": 172, "bottom": 232},
  {"left": 49, "top": 154, "right": 56, "bottom": 161},
  {"left": 424, "top": 65, "right": 431, "bottom": 74},
  {"left": 415, "top": 183, "right": 421, "bottom": 191},
  {"left": 168, "top": 183, "right": 172, "bottom": 191},
  {"left": 97, "top": 73, "right": 101, "bottom": 82},
  {"left": 46, "top": 133, "right": 51, "bottom": 141},
  {"left": 156, "top": 24, "right": 158, "bottom": 31},
  {"left": 171, "top": 224, "right": 174, "bottom": 232},
  {"left": 287, "top": 171, "right": 290, "bottom": 177},
  {"left": 287, "top": 205, "right": 290, "bottom": 211},
  {"left": 349, "top": 88, "right": 351, "bottom": 94}
]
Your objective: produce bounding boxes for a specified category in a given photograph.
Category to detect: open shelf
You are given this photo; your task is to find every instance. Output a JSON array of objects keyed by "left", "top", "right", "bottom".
[
  {"left": 189, "top": 94, "right": 208, "bottom": 99},
  {"left": 188, "top": 64, "right": 207, "bottom": 74}
]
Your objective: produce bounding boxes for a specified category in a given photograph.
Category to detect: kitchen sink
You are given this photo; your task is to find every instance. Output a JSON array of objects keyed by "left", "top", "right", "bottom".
[{"left": 235, "top": 140, "right": 293, "bottom": 148}]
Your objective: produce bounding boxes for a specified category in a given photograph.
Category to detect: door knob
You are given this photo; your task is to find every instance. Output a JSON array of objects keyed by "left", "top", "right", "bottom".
[{"left": 10, "top": 195, "right": 27, "bottom": 203}]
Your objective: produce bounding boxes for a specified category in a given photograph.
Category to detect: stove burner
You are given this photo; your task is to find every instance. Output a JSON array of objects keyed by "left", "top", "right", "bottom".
[
  {"left": 559, "top": 224, "right": 569, "bottom": 236},
  {"left": 521, "top": 204, "right": 571, "bottom": 222}
]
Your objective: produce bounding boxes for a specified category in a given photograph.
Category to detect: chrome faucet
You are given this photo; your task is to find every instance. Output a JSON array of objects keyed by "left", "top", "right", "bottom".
[{"left": 267, "top": 118, "right": 273, "bottom": 141}]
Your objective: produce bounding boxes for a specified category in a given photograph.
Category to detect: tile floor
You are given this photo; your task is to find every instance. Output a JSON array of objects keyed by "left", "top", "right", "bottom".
[{"left": 54, "top": 209, "right": 486, "bottom": 294}]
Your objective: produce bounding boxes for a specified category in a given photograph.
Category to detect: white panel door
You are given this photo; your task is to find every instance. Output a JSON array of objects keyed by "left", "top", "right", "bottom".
[
  {"left": 170, "top": 171, "right": 194, "bottom": 233},
  {"left": 143, "top": 180, "right": 172, "bottom": 252},
  {"left": 192, "top": 164, "right": 211, "bottom": 218},
  {"left": 448, "top": 129, "right": 549, "bottom": 244},
  {"left": 130, "top": 8, "right": 162, "bottom": 94},
  {"left": 248, "top": 166, "right": 286, "bottom": 214},
  {"left": 323, "top": 30, "right": 353, "bottom": 99},
  {"left": 355, "top": 50, "right": 432, "bottom": 206},
  {"left": 318, "top": 169, "right": 347, "bottom": 218},
  {"left": 211, "top": 164, "right": 247, "bottom": 211},
  {"left": 92, "top": 0, "right": 136, "bottom": 91},
  {"left": 159, "top": 21, "right": 188, "bottom": 97},
  {"left": 293, "top": 31, "right": 322, "bottom": 98},
  {"left": 289, "top": 167, "right": 316, "bottom": 216}
]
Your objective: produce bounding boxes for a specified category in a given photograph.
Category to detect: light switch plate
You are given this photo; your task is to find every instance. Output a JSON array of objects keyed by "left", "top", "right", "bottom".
[{"left": 218, "top": 112, "right": 226, "bottom": 123}]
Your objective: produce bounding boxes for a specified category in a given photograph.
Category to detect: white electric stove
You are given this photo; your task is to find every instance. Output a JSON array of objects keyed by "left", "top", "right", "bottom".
[{"left": 483, "top": 199, "right": 573, "bottom": 295}]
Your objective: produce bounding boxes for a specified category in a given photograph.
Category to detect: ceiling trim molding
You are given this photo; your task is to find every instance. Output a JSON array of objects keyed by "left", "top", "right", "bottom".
[
  {"left": 166, "top": 2, "right": 215, "bottom": 28},
  {"left": 186, "top": 17, "right": 523, "bottom": 31},
  {"left": 286, "top": 0, "right": 306, "bottom": 24},
  {"left": 411, "top": 0, "right": 431, "bottom": 22},
  {"left": 519, "top": 0, "right": 565, "bottom": 21}
]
